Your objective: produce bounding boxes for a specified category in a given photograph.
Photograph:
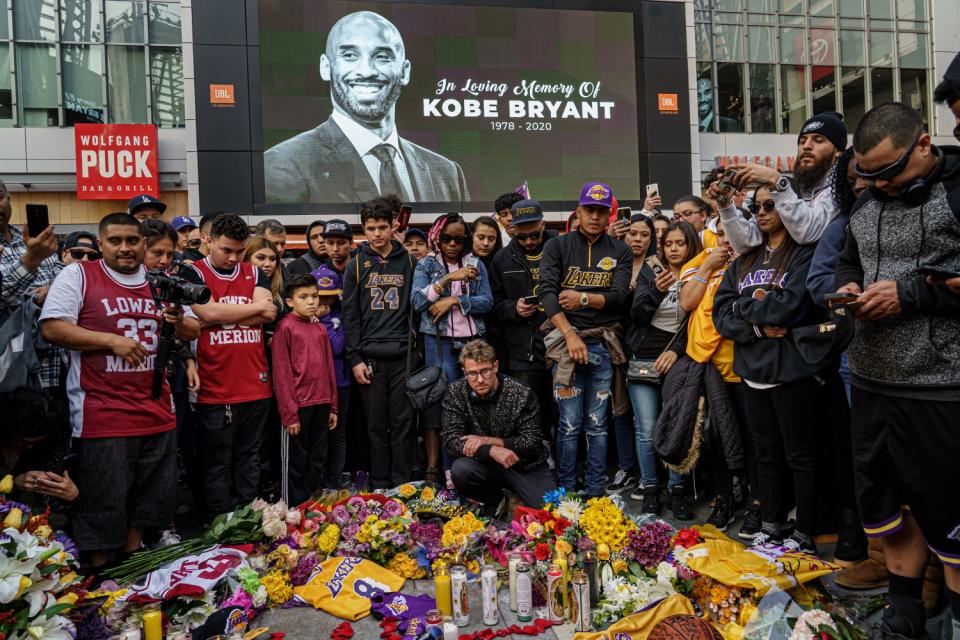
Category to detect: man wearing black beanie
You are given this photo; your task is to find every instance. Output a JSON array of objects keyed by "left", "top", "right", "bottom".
[
  {"left": 708, "top": 111, "right": 847, "bottom": 254},
  {"left": 934, "top": 51, "right": 960, "bottom": 142}
]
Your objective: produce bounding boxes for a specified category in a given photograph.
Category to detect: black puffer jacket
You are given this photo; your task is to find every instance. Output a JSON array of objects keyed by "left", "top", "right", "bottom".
[{"left": 654, "top": 355, "right": 743, "bottom": 472}]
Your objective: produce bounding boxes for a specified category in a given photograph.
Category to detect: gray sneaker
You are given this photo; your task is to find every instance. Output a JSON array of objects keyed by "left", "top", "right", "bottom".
[{"left": 605, "top": 469, "right": 636, "bottom": 495}]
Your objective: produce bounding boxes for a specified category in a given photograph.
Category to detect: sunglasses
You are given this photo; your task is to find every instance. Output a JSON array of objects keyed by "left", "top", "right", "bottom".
[
  {"left": 69, "top": 248, "right": 100, "bottom": 260},
  {"left": 514, "top": 229, "right": 543, "bottom": 241},
  {"left": 855, "top": 133, "right": 920, "bottom": 181},
  {"left": 755, "top": 199, "right": 776, "bottom": 213},
  {"left": 440, "top": 234, "right": 468, "bottom": 245}
]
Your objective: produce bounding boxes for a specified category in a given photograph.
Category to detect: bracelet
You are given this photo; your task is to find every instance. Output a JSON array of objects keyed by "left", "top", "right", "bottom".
[
  {"left": 693, "top": 275, "right": 709, "bottom": 285},
  {"left": 432, "top": 281, "right": 444, "bottom": 295}
]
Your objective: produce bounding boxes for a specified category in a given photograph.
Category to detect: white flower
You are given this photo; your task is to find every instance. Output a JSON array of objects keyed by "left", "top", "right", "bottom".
[
  {"left": 252, "top": 585, "right": 268, "bottom": 608},
  {"left": 262, "top": 519, "right": 286, "bottom": 539},
  {"left": 789, "top": 609, "right": 837, "bottom": 640},
  {"left": 284, "top": 509, "right": 301, "bottom": 526},
  {"left": 4, "top": 528, "right": 44, "bottom": 561},
  {"left": 9, "top": 613, "right": 74, "bottom": 640},
  {"left": 655, "top": 561, "right": 677, "bottom": 585},
  {"left": 0, "top": 553, "right": 40, "bottom": 604},
  {"left": 555, "top": 499, "right": 584, "bottom": 525}
]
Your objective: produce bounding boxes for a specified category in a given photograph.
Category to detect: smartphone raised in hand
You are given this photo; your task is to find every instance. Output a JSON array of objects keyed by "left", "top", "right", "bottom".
[
  {"left": 26, "top": 204, "right": 49, "bottom": 238},
  {"left": 521, "top": 295, "right": 539, "bottom": 305},
  {"left": 616, "top": 206, "right": 631, "bottom": 223},
  {"left": 646, "top": 183, "right": 659, "bottom": 198},
  {"left": 396, "top": 204, "right": 413, "bottom": 232},
  {"left": 716, "top": 168, "right": 739, "bottom": 199},
  {"left": 645, "top": 255, "right": 665, "bottom": 275}
]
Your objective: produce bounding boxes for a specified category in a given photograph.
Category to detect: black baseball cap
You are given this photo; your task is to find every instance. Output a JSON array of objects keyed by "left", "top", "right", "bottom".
[
  {"left": 322, "top": 219, "right": 352, "bottom": 239},
  {"left": 127, "top": 194, "right": 166, "bottom": 215},
  {"left": 62, "top": 231, "right": 97, "bottom": 251},
  {"left": 404, "top": 228, "right": 427, "bottom": 242}
]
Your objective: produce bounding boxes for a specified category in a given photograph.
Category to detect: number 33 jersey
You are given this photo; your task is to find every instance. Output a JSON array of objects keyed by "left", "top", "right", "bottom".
[{"left": 62, "top": 260, "right": 175, "bottom": 438}]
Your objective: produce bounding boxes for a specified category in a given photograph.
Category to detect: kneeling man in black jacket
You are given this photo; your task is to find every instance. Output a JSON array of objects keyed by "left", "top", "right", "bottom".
[{"left": 441, "top": 340, "right": 556, "bottom": 515}]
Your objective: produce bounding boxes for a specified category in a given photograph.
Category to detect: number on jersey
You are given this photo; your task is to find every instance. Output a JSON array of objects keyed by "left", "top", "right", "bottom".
[{"left": 370, "top": 286, "right": 400, "bottom": 310}]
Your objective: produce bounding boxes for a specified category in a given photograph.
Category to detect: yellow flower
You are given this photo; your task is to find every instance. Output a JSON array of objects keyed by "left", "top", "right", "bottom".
[
  {"left": 466, "top": 559, "right": 481, "bottom": 575},
  {"left": 612, "top": 559, "right": 628, "bottom": 575},
  {"left": 261, "top": 570, "right": 293, "bottom": 605},
  {"left": 596, "top": 543, "right": 611, "bottom": 561},
  {"left": 555, "top": 539, "right": 573, "bottom": 557},
  {"left": 3, "top": 508, "right": 22, "bottom": 530},
  {"left": 316, "top": 524, "right": 340, "bottom": 555},
  {"left": 420, "top": 487, "right": 435, "bottom": 502},
  {"left": 0, "top": 474, "right": 12, "bottom": 493},
  {"left": 398, "top": 484, "right": 417, "bottom": 498},
  {"left": 57, "top": 592, "right": 79, "bottom": 606}
]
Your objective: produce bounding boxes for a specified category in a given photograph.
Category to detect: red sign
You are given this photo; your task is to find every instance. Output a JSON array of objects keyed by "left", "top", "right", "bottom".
[
  {"left": 210, "top": 84, "right": 236, "bottom": 106},
  {"left": 74, "top": 124, "right": 159, "bottom": 200}
]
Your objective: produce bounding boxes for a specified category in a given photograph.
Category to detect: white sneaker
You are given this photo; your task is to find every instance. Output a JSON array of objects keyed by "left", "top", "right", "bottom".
[{"left": 751, "top": 530, "right": 779, "bottom": 547}]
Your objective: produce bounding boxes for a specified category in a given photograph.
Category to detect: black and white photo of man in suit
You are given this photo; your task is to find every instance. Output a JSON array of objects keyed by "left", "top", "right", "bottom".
[{"left": 265, "top": 10, "right": 470, "bottom": 204}]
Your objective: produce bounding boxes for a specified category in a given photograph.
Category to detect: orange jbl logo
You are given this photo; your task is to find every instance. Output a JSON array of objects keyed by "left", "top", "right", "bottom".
[
  {"left": 658, "top": 93, "right": 679, "bottom": 114},
  {"left": 210, "top": 84, "right": 235, "bottom": 105}
]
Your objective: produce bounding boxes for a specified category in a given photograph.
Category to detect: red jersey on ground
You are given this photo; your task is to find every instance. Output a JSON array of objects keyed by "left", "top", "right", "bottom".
[
  {"left": 70, "top": 261, "right": 175, "bottom": 438},
  {"left": 192, "top": 258, "right": 271, "bottom": 404}
]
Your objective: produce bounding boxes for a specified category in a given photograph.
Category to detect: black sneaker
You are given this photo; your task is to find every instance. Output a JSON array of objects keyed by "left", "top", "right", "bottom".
[
  {"left": 781, "top": 532, "right": 817, "bottom": 555},
  {"left": 879, "top": 593, "right": 928, "bottom": 639},
  {"left": 750, "top": 528, "right": 782, "bottom": 547},
  {"left": 641, "top": 485, "right": 661, "bottom": 515},
  {"left": 835, "top": 509, "right": 868, "bottom": 564},
  {"left": 605, "top": 470, "right": 636, "bottom": 495},
  {"left": 669, "top": 485, "right": 694, "bottom": 521},
  {"left": 739, "top": 501, "right": 762, "bottom": 540},
  {"left": 705, "top": 495, "right": 734, "bottom": 532}
]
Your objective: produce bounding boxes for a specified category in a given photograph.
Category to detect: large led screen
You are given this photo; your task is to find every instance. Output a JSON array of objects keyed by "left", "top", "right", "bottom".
[{"left": 259, "top": 1, "right": 641, "bottom": 206}]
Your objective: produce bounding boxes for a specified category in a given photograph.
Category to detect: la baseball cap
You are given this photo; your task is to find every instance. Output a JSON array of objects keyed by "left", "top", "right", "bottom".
[
  {"left": 127, "top": 194, "right": 166, "bottom": 215},
  {"left": 171, "top": 216, "right": 197, "bottom": 231},
  {"left": 322, "top": 219, "right": 352, "bottom": 239},
  {"left": 578, "top": 182, "right": 614, "bottom": 209},
  {"left": 511, "top": 199, "right": 543, "bottom": 224},
  {"left": 311, "top": 265, "right": 343, "bottom": 295}
]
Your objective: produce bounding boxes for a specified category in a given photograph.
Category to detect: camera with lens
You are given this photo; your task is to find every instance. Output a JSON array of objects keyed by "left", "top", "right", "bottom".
[{"left": 146, "top": 267, "right": 211, "bottom": 306}]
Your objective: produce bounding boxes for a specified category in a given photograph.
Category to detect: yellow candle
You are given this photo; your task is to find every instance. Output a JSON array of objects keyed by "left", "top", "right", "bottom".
[
  {"left": 142, "top": 605, "right": 162, "bottom": 640},
  {"left": 555, "top": 553, "right": 569, "bottom": 610},
  {"left": 434, "top": 569, "right": 452, "bottom": 617}
]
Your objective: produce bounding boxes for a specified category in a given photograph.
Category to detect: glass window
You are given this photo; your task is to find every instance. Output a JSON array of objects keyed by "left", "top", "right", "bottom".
[
  {"left": 810, "top": 17, "right": 836, "bottom": 26},
  {"left": 839, "top": 0, "right": 864, "bottom": 16},
  {"left": 869, "top": 30, "right": 894, "bottom": 66},
  {"left": 106, "top": 0, "right": 145, "bottom": 43},
  {"left": 781, "top": 64, "right": 807, "bottom": 132},
  {"left": 780, "top": 0, "right": 804, "bottom": 14},
  {"left": 810, "top": 0, "right": 835, "bottom": 17},
  {"left": 62, "top": 44, "right": 104, "bottom": 124},
  {"left": 61, "top": 0, "right": 102, "bottom": 43},
  {"left": 781, "top": 15, "right": 806, "bottom": 25},
  {"left": 696, "top": 21, "right": 712, "bottom": 61},
  {"left": 716, "top": 62, "right": 745, "bottom": 132},
  {"left": 713, "top": 23, "right": 744, "bottom": 62},
  {"left": 748, "top": 14, "right": 777, "bottom": 24},
  {"left": 870, "top": 19, "right": 894, "bottom": 29},
  {"left": 841, "top": 67, "right": 866, "bottom": 129},
  {"left": 780, "top": 27, "right": 807, "bottom": 64},
  {"left": 150, "top": 47, "right": 183, "bottom": 127},
  {"left": 840, "top": 17, "right": 865, "bottom": 27},
  {"left": 147, "top": 2, "right": 180, "bottom": 45},
  {"left": 13, "top": 0, "right": 58, "bottom": 41},
  {"left": 15, "top": 44, "right": 58, "bottom": 126},
  {"left": 716, "top": 0, "right": 743, "bottom": 10},
  {"left": 747, "top": 0, "right": 775, "bottom": 10},
  {"left": 840, "top": 30, "right": 865, "bottom": 65},
  {"left": 811, "top": 66, "right": 837, "bottom": 114},
  {"left": 871, "top": 67, "right": 894, "bottom": 105},
  {"left": 0, "top": 5, "right": 8, "bottom": 39},
  {"left": 899, "top": 68, "right": 927, "bottom": 127},
  {"left": 809, "top": 28, "right": 836, "bottom": 66},
  {"left": 0, "top": 46, "right": 12, "bottom": 126},
  {"left": 748, "top": 26, "right": 776, "bottom": 63},
  {"left": 697, "top": 64, "right": 715, "bottom": 132},
  {"left": 749, "top": 64, "right": 777, "bottom": 132},
  {"left": 898, "top": 31, "right": 927, "bottom": 68},
  {"left": 867, "top": 0, "right": 893, "bottom": 18},
  {"left": 107, "top": 45, "right": 147, "bottom": 122},
  {"left": 895, "top": 0, "right": 926, "bottom": 20}
]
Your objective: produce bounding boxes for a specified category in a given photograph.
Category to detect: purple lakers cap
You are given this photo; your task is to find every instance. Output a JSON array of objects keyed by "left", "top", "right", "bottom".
[{"left": 578, "top": 182, "right": 614, "bottom": 208}]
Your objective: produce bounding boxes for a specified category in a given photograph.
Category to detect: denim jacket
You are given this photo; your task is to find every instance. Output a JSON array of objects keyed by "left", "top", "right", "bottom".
[{"left": 411, "top": 254, "right": 493, "bottom": 337}]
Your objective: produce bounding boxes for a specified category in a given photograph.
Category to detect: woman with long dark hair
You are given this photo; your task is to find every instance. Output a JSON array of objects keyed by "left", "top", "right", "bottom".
[
  {"left": 713, "top": 186, "right": 826, "bottom": 555},
  {"left": 470, "top": 216, "right": 503, "bottom": 269},
  {"left": 411, "top": 212, "right": 494, "bottom": 483}
]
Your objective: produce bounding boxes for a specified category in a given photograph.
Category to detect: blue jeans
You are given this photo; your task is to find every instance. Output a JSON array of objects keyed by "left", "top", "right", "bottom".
[
  {"left": 627, "top": 382, "right": 683, "bottom": 488},
  {"left": 424, "top": 334, "right": 464, "bottom": 383},
  {"left": 554, "top": 342, "right": 613, "bottom": 496}
]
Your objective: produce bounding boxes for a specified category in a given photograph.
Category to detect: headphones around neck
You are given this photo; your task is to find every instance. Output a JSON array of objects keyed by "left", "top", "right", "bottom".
[{"left": 868, "top": 146, "right": 945, "bottom": 208}]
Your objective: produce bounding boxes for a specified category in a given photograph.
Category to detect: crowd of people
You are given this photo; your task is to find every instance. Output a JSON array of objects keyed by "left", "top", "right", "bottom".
[{"left": 1, "top": 58, "right": 960, "bottom": 638}]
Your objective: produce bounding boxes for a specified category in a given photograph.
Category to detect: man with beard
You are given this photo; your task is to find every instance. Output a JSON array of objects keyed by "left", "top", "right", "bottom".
[
  {"left": 710, "top": 112, "right": 847, "bottom": 254},
  {"left": 264, "top": 11, "right": 469, "bottom": 204}
]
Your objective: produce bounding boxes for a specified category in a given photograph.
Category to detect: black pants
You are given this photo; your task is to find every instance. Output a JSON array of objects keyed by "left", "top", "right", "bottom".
[
  {"left": 744, "top": 377, "right": 821, "bottom": 535},
  {"left": 511, "top": 369, "right": 556, "bottom": 443},
  {"left": 820, "top": 363, "right": 857, "bottom": 513},
  {"left": 359, "top": 356, "right": 415, "bottom": 488},
  {"left": 282, "top": 403, "right": 331, "bottom": 506},
  {"left": 346, "top": 379, "right": 370, "bottom": 473},
  {"left": 709, "top": 381, "right": 759, "bottom": 499},
  {"left": 450, "top": 457, "right": 556, "bottom": 510},
  {"left": 327, "top": 386, "right": 350, "bottom": 488},
  {"left": 197, "top": 398, "right": 270, "bottom": 516}
]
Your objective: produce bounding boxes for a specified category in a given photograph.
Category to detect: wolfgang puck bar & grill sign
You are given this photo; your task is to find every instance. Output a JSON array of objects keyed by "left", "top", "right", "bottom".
[{"left": 74, "top": 124, "right": 159, "bottom": 200}]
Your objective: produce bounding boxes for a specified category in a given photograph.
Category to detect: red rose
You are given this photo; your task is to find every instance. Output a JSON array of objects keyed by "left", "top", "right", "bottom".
[{"left": 534, "top": 543, "right": 551, "bottom": 561}]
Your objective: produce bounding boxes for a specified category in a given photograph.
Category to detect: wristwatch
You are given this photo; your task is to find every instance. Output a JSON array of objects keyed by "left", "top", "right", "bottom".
[
  {"left": 770, "top": 175, "right": 790, "bottom": 193},
  {"left": 579, "top": 292, "right": 589, "bottom": 307}
]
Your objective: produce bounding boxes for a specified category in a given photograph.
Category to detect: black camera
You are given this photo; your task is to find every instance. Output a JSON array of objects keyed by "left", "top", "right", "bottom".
[{"left": 146, "top": 269, "right": 211, "bottom": 306}]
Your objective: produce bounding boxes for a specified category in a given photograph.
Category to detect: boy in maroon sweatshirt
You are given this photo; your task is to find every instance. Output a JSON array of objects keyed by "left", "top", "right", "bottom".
[{"left": 272, "top": 273, "right": 339, "bottom": 505}]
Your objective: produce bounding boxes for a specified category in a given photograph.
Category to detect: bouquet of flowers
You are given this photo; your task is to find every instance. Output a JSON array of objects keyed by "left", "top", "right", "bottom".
[
  {"left": 0, "top": 486, "right": 82, "bottom": 640},
  {"left": 691, "top": 576, "right": 756, "bottom": 626},
  {"left": 788, "top": 607, "right": 869, "bottom": 640},
  {"left": 575, "top": 496, "right": 637, "bottom": 550},
  {"left": 591, "top": 573, "right": 675, "bottom": 628},
  {"left": 332, "top": 496, "right": 412, "bottom": 566}
]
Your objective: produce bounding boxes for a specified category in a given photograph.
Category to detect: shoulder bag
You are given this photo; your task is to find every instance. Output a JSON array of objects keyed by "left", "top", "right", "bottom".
[
  {"left": 626, "top": 321, "right": 686, "bottom": 386},
  {"left": 405, "top": 268, "right": 449, "bottom": 410}
]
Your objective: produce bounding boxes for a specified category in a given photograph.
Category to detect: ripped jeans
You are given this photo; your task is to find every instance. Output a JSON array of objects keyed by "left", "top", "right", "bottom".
[{"left": 554, "top": 342, "right": 613, "bottom": 496}]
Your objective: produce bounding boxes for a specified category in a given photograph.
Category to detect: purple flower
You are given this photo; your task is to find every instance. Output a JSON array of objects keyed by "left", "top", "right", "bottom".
[
  {"left": 291, "top": 553, "right": 319, "bottom": 586},
  {"left": 356, "top": 509, "right": 370, "bottom": 522},
  {"left": 628, "top": 521, "right": 673, "bottom": 569},
  {"left": 342, "top": 523, "right": 360, "bottom": 540},
  {"left": 577, "top": 536, "right": 594, "bottom": 552},
  {"left": 383, "top": 500, "right": 403, "bottom": 517},
  {"left": 54, "top": 531, "right": 79, "bottom": 558},
  {"left": 346, "top": 496, "right": 365, "bottom": 512},
  {"left": 332, "top": 505, "right": 351, "bottom": 525}
]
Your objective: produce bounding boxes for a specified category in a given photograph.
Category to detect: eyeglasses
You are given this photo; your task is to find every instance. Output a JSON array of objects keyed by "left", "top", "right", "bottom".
[
  {"left": 440, "top": 234, "right": 468, "bottom": 245},
  {"left": 463, "top": 367, "right": 495, "bottom": 381},
  {"left": 675, "top": 209, "right": 706, "bottom": 219},
  {"left": 185, "top": 239, "right": 202, "bottom": 248},
  {"left": 68, "top": 249, "right": 100, "bottom": 260},
  {"left": 756, "top": 200, "right": 776, "bottom": 213},
  {"left": 514, "top": 229, "right": 543, "bottom": 242},
  {"left": 855, "top": 133, "right": 920, "bottom": 181}
]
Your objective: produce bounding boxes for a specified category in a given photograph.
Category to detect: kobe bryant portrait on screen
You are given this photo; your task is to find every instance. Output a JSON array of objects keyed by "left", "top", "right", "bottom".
[{"left": 264, "top": 10, "right": 470, "bottom": 204}]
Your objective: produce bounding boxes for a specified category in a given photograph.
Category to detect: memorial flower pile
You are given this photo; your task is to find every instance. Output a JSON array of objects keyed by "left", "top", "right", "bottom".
[{"left": 332, "top": 496, "right": 413, "bottom": 567}]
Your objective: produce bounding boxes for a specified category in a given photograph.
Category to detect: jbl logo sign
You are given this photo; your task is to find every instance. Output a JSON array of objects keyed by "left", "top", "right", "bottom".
[
  {"left": 210, "top": 84, "right": 236, "bottom": 106},
  {"left": 658, "top": 93, "right": 679, "bottom": 114}
]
